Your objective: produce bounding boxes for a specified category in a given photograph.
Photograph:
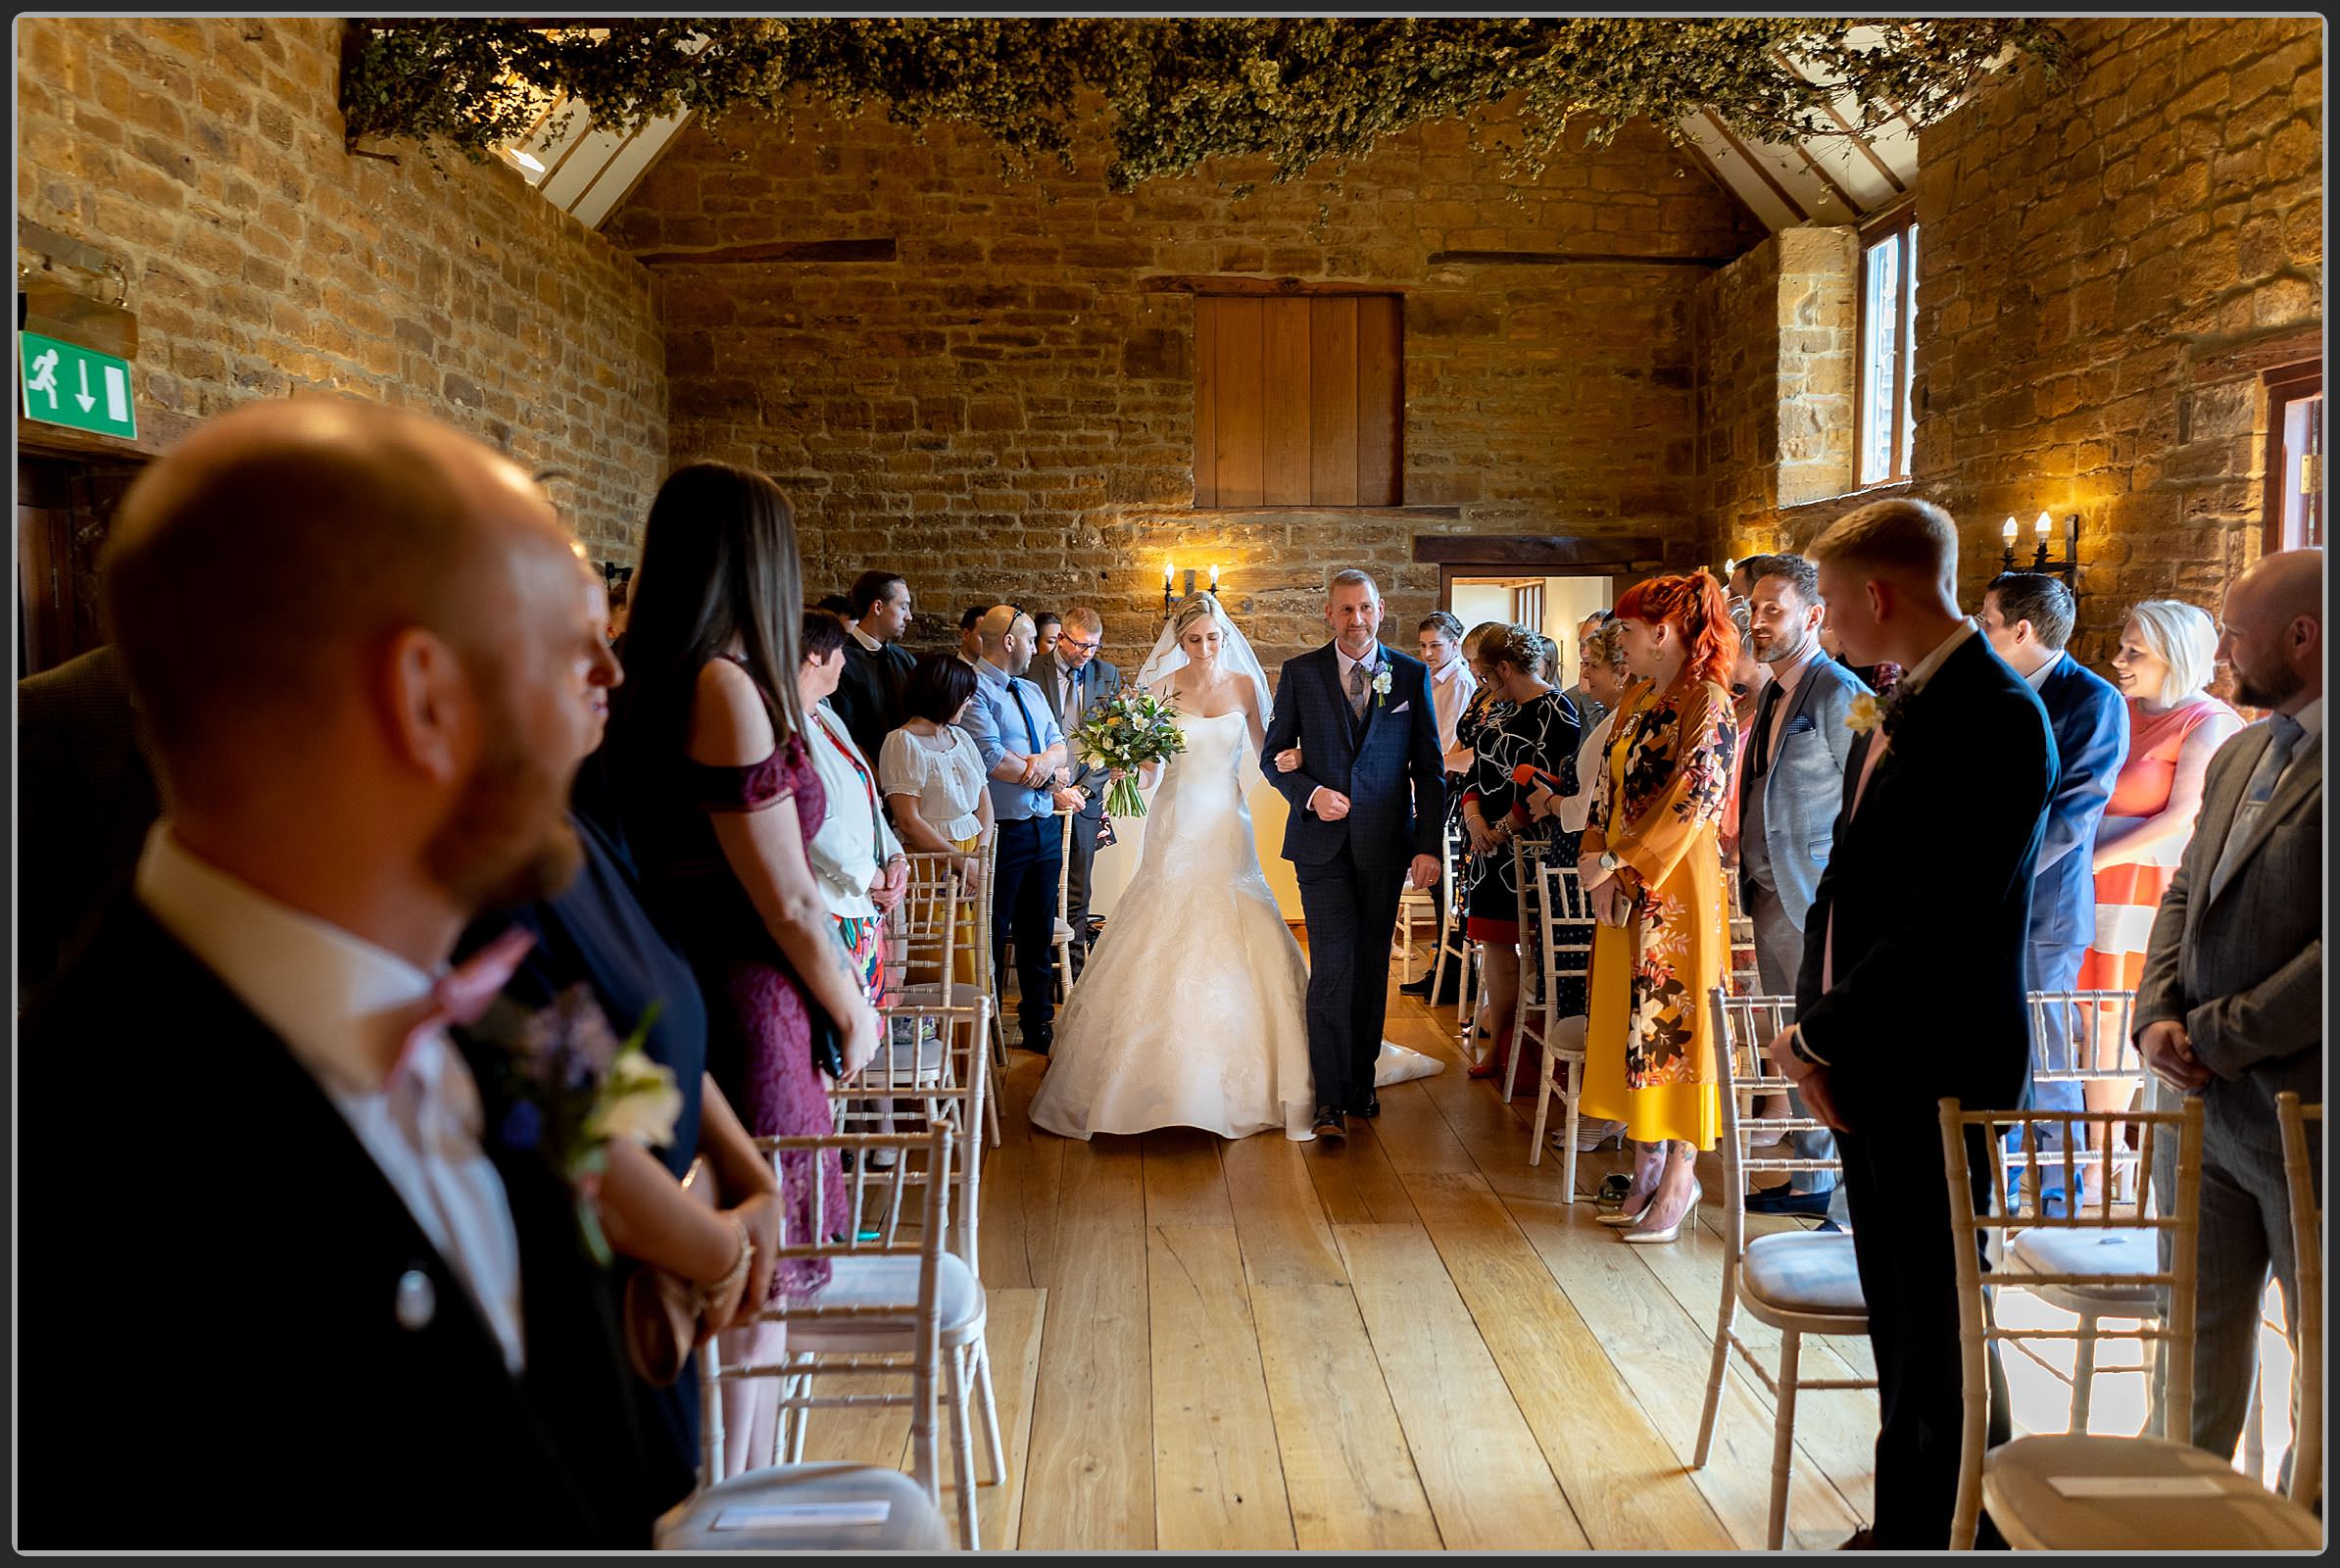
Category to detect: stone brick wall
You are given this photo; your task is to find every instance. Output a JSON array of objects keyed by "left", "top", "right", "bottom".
[
  {"left": 609, "top": 97, "right": 1759, "bottom": 666},
  {"left": 1904, "top": 16, "right": 2322, "bottom": 661},
  {"left": 1697, "top": 226, "right": 1859, "bottom": 560},
  {"left": 15, "top": 18, "right": 667, "bottom": 552}
]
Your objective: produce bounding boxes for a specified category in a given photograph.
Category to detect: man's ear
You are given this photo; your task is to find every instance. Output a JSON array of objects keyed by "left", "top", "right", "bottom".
[
  {"left": 1866, "top": 578, "right": 1891, "bottom": 624},
  {"left": 380, "top": 626, "right": 471, "bottom": 784}
]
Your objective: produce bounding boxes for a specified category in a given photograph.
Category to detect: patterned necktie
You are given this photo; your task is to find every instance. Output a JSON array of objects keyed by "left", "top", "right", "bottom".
[{"left": 1347, "top": 661, "right": 1371, "bottom": 720}]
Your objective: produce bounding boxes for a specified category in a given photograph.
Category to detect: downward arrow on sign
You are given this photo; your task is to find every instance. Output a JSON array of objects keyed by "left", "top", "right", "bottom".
[{"left": 73, "top": 361, "right": 95, "bottom": 414}]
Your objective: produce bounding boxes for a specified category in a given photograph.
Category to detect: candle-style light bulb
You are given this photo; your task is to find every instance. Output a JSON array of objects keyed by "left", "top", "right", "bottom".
[
  {"left": 1164, "top": 562, "right": 1175, "bottom": 587},
  {"left": 1209, "top": 564, "right": 1220, "bottom": 591},
  {"left": 2002, "top": 517, "right": 2019, "bottom": 545},
  {"left": 2035, "top": 511, "right": 2053, "bottom": 540}
]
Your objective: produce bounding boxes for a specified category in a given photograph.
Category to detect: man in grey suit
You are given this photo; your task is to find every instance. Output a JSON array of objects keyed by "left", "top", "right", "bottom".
[
  {"left": 1035, "top": 606, "right": 1122, "bottom": 966},
  {"left": 2138, "top": 548, "right": 2322, "bottom": 1482},
  {"left": 1737, "top": 554, "right": 1867, "bottom": 1218}
]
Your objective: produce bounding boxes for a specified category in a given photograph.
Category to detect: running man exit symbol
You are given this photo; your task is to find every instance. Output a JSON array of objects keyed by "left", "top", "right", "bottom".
[{"left": 18, "top": 331, "right": 136, "bottom": 438}]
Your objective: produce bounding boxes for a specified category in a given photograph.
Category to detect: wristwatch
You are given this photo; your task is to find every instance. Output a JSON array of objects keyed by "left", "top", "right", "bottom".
[{"left": 1599, "top": 851, "right": 1623, "bottom": 874}]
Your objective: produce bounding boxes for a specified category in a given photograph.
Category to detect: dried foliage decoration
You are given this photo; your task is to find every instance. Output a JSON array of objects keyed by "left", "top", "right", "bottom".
[{"left": 342, "top": 18, "right": 2067, "bottom": 189}]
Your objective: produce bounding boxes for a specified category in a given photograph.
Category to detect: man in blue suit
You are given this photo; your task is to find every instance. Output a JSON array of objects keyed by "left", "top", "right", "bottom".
[
  {"left": 1982, "top": 572, "right": 2129, "bottom": 1183},
  {"left": 1261, "top": 569, "right": 1447, "bottom": 1139}
]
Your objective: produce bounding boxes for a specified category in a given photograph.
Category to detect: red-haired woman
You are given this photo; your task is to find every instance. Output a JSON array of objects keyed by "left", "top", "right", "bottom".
[{"left": 1577, "top": 572, "right": 1740, "bottom": 1244}]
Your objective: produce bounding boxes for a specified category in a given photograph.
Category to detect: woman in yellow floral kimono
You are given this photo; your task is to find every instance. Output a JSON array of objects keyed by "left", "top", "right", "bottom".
[{"left": 1578, "top": 571, "right": 1739, "bottom": 1244}]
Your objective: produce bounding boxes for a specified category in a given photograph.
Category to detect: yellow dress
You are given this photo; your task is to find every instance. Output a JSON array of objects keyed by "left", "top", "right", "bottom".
[{"left": 1578, "top": 677, "right": 1736, "bottom": 1150}]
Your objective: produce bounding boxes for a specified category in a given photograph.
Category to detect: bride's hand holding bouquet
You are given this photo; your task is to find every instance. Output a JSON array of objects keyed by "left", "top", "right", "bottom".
[{"left": 1073, "top": 688, "right": 1187, "bottom": 818}]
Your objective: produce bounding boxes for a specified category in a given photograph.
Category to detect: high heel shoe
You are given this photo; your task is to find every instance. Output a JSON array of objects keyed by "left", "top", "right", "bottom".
[
  {"left": 1622, "top": 1181, "right": 1702, "bottom": 1245},
  {"left": 1467, "top": 1027, "right": 1513, "bottom": 1081}
]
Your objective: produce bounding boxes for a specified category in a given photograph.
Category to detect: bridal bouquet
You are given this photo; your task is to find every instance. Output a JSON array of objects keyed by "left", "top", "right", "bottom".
[{"left": 1074, "top": 688, "right": 1187, "bottom": 819}]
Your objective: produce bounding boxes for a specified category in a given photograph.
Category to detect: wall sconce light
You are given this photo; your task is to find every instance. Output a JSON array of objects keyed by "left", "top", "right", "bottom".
[
  {"left": 600, "top": 561, "right": 634, "bottom": 600},
  {"left": 1163, "top": 563, "right": 1197, "bottom": 615},
  {"left": 2000, "top": 512, "right": 2080, "bottom": 588}
]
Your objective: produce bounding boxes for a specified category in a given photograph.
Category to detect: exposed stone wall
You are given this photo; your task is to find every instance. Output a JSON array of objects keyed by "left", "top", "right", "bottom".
[
  {"left": 1905, "top": 16, "right": 2322, "bottom": 661},
  {"left": 609, "top": 97, "right": 1760, "bottom": 665},
  {"left": 15, "top": 18, "right": 667, "bottom": 552}
]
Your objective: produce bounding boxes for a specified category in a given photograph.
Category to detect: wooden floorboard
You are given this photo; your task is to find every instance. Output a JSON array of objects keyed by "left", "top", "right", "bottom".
[
  {"left": 1337, "top": 1219, "right": 1589, "bottom": 1549},
  {"left": 1146, "top": 1225, "right": 1297, "bottom": 1549},
  {"left": 806, "top": 985, "right": 1906, "bottom": 1549}
]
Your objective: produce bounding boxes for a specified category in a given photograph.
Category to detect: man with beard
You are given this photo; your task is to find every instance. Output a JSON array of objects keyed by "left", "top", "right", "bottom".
[
  {"left": 19, "top": 400, "right": 662, "bottom": 1548},
  {"left": 2137, "top": 548, "right": 2322, "bottom": 1483}
]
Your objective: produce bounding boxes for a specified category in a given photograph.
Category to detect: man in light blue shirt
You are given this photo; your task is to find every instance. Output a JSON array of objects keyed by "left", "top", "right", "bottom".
[{"left": 959, "top": 605, "right": 1083, "bottom": 1054}]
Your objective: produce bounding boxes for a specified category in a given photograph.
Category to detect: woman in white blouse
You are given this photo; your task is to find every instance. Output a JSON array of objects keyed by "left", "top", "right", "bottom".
[
  {"left": 880, "top": 653, "right": 995, "bottom": 984},
  {"left": 798, "top": 612, "right": 908, "bottom": 1007}
]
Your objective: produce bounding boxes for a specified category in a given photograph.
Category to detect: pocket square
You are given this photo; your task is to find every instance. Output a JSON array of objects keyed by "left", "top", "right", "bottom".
[{"left": 1389, "top": 701, "right": 1411, "bottom": 714}]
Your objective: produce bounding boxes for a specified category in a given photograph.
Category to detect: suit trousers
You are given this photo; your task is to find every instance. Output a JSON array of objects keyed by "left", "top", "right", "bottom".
[
  {"left": 1839, "top": 1119, "right": 2012, "bottom": 1547},
  {"left": 1294, "top": 847, "right": 1406, "bottom": 1112},
  {"left": 991, "top": 816, "right": 1063, "bottom": 1041},
  {"left": 1749, "top": 882, "right": 1838, "bottom": 1199},
  {"left": 1063, "top": 809, "right": 1102, "bottom": 960},
  {"left": 2152, "top": 1110, "right": 2321, "bottom": 1485}
]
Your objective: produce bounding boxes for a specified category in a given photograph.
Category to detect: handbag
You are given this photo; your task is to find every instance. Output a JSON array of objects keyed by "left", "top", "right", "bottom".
[{"left": 620, "top": 1155, "right": 721, "bottom": 1387}]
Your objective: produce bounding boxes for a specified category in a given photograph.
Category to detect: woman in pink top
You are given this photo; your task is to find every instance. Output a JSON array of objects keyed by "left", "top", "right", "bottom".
[{"left": 2075, "top": 599, "right": 2241, "bottom": 1194}]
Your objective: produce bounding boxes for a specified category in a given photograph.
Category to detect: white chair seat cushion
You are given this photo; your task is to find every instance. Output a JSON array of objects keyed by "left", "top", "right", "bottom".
[
  {"left": 1739, "top": 1231, "right": 1868, "bottom": 1322},
  {"left": 655, "top": 1461, "right": 952, "bottom": 1550},
  {"left": 788, "top": 1251, "right": 985, "bottom": 1349},
  {"left": 1052, "top": 918, "right": 1075, "bottom": 941},
  {"left": 2006, "top": 1226, "right": 2163, "bottom": 1313},
  {"left": 880, "top": 1034, "right": 944, "bottom": 1074},
  {"left": 1981, "top": 1434, "right": 2323, "bottom": 1550}
]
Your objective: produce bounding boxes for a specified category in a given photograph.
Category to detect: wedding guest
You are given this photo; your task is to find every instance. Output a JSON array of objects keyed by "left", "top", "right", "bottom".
[
  {"left": 604, "top": 462, "right": 881, "bottom": 1477},
  {"left": 15, "top": 642, "right": 161, "bottom": 1000},
  {"left": 960, "top": 604, "right": 1082, "bottom": 1054},
  {"left": 1417, "top": 611, "right": 1479, "bottom": 760},
  {"left": 1578, "top": 573, "right": 1736, "bottom": 1245},
  {"left": 2072, "top": 599, "right": 2244, "bottom": 1200},
  {"left": 1035, "top": 606, "right": 1122, "bottom": 957},
  {"left": 881, "top": 652, "right": 995, "bottom": 985},
  {"left": 1033, "top": 610, "right": 1063, "bottom": 662},
  {"left": 1440, "top": 622, "right": 1521, "bottom": 1019},
  {"left": 456, "top": 590, "right": 786, "bottom": 1492},
  {"left": 1766, "top": 498, "right": 2054, "bottom": 1549},
  {"left": 814, "top": 592, "right": 854, "bottom": 620},
  {"left": 831, "top": 569, "right": 917, "bottom": 766},
  {"left": 1459, "top": 624, "right": 1581, "bottom": 1091},
  {"left": 800, "top": 610, "right": 909, "bottom": 1009},
  {"left": 1719, "top": 593, "right": 1773, "bottom": 867},
  {"left": 22, "top": 399, "right": 670, "bottom": 1546},
  {"left": 957, "top": 604, "right": 987, "bottom": 667},
  {"left": 1982, "top": 571, "right": 2128, "bottom": 1200},
  {"left": 1735, "top": 553, "right": 1865, "bottom": 1218},
  {"left": 2138, "top": 548, "right": 2322, "bottom": 1486},
  {"left": 1560, "top": 610, "right": 1612, "bottom": 732}
]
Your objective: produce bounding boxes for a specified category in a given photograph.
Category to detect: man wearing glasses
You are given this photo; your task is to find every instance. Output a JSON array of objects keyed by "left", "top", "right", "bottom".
[{"left": 1039, "top": 606, "right": 1123, "bottom": 968}]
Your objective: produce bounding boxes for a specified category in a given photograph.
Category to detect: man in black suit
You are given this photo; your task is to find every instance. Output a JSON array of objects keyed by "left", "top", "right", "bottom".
[
  {"left": 16, "top": 642, "right": 162, "bottom": 999},
  {"left": 1261, "top": 568, "right": 1447, "bottom": 1139},
  {"left": 21, "top": 399, "right": 675, "bottom": 1547},
  {"left": 1766, "top": 498, "right": 2057, "bottom": 1549},
  {"left": 830, "top": 568, "right": 918, "bottom": 764}
]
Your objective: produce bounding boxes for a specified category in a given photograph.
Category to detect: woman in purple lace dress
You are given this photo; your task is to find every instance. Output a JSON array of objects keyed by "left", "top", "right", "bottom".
[{"left": 606, "top": 463, "right": 882, "bottom": 1477}]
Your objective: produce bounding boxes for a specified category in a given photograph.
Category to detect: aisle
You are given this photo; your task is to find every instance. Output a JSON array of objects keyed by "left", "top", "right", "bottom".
[{"left": 886, "top": 966, "right": 1887, "bottom": 1549}]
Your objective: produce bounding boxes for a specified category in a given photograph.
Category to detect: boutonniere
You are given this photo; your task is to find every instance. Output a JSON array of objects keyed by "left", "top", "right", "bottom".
[
  {"left": 468, "top": 988, "right": 682, "bottom": 1265},
  {"left": 1845, "top": 692, "right": 1883, "bottom": 735},
  {"left": 1372, "top": 667, "right": 1394, "bottom": 707}
]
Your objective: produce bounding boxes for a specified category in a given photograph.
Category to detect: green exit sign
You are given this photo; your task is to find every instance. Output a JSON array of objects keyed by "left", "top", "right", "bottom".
[{"left": 19, "top": 330, "right": 136, "bottom": 439}]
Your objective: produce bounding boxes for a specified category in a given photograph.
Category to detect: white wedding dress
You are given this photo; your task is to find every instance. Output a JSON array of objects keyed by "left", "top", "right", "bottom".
[{"left": 1029, "top": 707, "right": 1321, "bottom": 1142}]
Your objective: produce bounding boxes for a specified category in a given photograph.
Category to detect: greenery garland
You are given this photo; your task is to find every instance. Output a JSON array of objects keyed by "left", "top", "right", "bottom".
[{"left": 342, "top": 18, "right": 2067, "bottom": 190}]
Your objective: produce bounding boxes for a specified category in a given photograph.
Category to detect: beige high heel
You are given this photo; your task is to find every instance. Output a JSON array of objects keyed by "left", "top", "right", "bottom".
[{"left": 1622, "top": 1181, "right": 1702, "bottom": 1245}]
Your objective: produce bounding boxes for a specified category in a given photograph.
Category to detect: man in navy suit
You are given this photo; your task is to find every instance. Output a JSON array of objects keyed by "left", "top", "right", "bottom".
[
  {"left": 1982, "top": 572, "right": 2129, "bottom": 1179},
  {"left": 1767, "top": 499, "right": 2056, "bottom": 1548},
  {"left": 1261, "top": 569, "right": 1447, "bottom": 1139},
  {"left": 21, "top": 400, "right": 674, "bottom": 1546}
]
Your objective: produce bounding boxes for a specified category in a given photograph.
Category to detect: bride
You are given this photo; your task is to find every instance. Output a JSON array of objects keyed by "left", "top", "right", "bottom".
[{"left": 1028, "top": 594, "right": 1318, "bottom": 1141}]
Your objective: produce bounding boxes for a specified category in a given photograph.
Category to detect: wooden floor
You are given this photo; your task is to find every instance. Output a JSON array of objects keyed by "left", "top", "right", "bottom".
[{"left": 802, "top": 959, "right": 2254, "bottom": 1549}]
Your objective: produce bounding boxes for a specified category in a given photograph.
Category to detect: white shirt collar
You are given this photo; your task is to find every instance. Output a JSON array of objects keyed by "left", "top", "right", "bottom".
[
  {"left": 1430, "top": 655, "right": 1465, "bottom": 687},
  {"left": 849, "top": 623, "right": 882, "bottom": 653},
  {"left": 2023, "top": 652, "right": 2061, "bottom": 692},
  {"left": 1336, "top": 643, "right": 1385, "bottom": 681},
  {"left": 1901, "top": 618, "right": 1977, "bottom": 697},
  {"left": 135, "top": 824, "right": 432, "bottom": 1094}
]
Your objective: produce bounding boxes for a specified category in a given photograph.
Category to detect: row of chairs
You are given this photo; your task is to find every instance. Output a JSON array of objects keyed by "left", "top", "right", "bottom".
[{"left": 1693, "top": 987, "right": 2323, "bottom": 1550}]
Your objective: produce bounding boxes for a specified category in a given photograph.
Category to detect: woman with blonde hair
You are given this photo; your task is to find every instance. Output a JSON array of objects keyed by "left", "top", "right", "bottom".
[
  {"left": 1577, "top": 571, "right": 1739, "bottom": 1243},
  {"left": 2074, "top": 598, "right": 2242, "bottom": 1199}
]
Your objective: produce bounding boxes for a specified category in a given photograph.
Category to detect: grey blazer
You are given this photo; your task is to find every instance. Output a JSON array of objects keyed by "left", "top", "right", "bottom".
[
  {"left": 1740, "top": 655, "right": 1867, "bottom": 931},
  {"left": 1036, "top": 655, "right": 1121, "bottom": 818},
  {"left": 2135, "top": 716, "right": 2323, "bottom": 1157}
]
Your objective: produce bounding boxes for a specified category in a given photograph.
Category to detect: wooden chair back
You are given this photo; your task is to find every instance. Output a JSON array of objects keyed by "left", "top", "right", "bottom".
[{"left": 2277, "top": 1092, "right": 2322, "bottom": 1510}]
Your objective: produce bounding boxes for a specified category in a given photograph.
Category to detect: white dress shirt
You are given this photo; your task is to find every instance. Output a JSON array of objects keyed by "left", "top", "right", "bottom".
[
  {"left": 135, "top": 825, "right": 527, "bottom": 1373},
  {"left": 1427, "top": 654, "right": 1478, "bottom": 758},
  {"left": 849, "top": 623, "right": 883, "bottom": 654}
]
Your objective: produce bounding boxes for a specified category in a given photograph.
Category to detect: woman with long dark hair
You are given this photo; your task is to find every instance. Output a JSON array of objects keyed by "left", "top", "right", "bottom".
[
  {"left": 602, "top": 462, "right": 879, "bottom": 1475},
  {"left": 1577, "top": 571, "right": 1739, "bottom": 1244}
]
